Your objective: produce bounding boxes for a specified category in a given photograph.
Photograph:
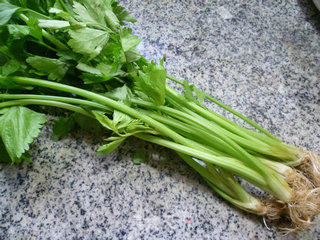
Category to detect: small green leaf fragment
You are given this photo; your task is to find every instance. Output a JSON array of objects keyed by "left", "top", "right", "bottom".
[
  {"left": 68, "top": 28, "right": 110, "bottom": 59},
  {"left": 26, "top": 18, "right": 42, "bottom": 41},
  {"left": 120, "top": 28, "right": 141, "bottom": 52},
  {"left": 125, "top": 48, "right": 141, "bottom": 62},
  {"left": 80, "top": 73, "right": 110, "bottom": 84},
  {"left": 112, "top": 2, "right": 136, "bottom": 24},
  {"left": 72, "top": 1, "right": 106, "bottom": 27},
  {"left": 105, "top": 9, "right": 119, "bottom": 29},
  {"left": 183, "top": 80, "right": 207, "bottom": 104},
  {"left": 73, "top": 113, "right": 105, "bottom": 135},
  {"left": 105, "top": 85, "right": 132, "bottom": 103},
  {"left": 97, "top": 138, "right": 124, "bottom": 154},
  {"left": 52, "top": 116, "right": 75, "bottom": 139},
  {"left": 26, "top": 56, "right": 68, "bottom": 81},
  {"left": 0, "top": 59, "right": 20, "bottom": 76},
  {"left": 0, "top": 2, "right": 20, "bottom": 26},
  {"left": 92, "top": 110, "right": 117, "bottom": 133},
  {"left": 132, "top": 147, "right": 147, "bottom": 165},
  {"left": 134, "top": 61, "right": 167, "bottom": 105},
  {"left": 183, "top": 79, "right": 197, "bottom": 102},
  {"left": 96, "top": 62, "right": 124, "bottom": 79},
  {"left": 7, "top": 24, "right": 30, "bottom": 39},
  {"left": 112, "top": 110, "right": 132, "bottom": 130},
  {"left": 76, "top": 62, "right": 101, "bottom": 75},
  {"left": 192, "top": 85, "right": 206, "bottom": 104}
]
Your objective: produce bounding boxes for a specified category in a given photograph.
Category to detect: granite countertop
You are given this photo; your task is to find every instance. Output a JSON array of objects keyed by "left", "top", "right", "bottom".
[{"left": 1, "top": 0, "right": 320, "bottom": 239}]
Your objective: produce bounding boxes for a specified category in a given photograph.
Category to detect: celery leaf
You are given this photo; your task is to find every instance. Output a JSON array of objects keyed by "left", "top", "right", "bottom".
[
  {"left": 0, "top": 106, "right": 46, "bottom": 163},
  {"left": 0, "top": 2, "right": 20, "bottom": 26},
  {"left": 26, "top": 56, "right": 68, "bottom": 81}
]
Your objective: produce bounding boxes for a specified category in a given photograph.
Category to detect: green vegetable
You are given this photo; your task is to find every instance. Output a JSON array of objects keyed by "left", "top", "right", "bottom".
[
  {"left": 52, "top": 115, "right": 75, "bottom": 139},
  {"left": 0, "top": 2, "right": 20, "bottom": 25},
  {"left": 68, "top": 28, "right": 110, "bottom": 58},
  {"left": 132, "top": 148, "right": 147, "bottom": 165},
  {"left": 26, "top": 56, "right": 68, "bottom": 81},
  {"left": 0, "top": 0, "right": 319, "bottom": 233},
  {"left": 0, "top": 106, "right": 46, "bottom": 163}
]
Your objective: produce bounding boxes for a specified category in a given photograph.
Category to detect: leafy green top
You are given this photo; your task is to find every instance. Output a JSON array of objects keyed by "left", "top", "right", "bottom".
[{"left": 0, "top": 0, "right": 167, "bottom": 163}]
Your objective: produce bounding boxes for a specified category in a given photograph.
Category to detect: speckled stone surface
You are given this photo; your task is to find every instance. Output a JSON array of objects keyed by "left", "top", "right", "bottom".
[{"left": 1, "top": 0, "right": 320, "bottom": 239}]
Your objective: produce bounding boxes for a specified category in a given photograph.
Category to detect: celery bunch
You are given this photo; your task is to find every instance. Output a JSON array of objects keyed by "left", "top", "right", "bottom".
[{"left": 0, "top": 0, "right": 319, "bottom": 232}]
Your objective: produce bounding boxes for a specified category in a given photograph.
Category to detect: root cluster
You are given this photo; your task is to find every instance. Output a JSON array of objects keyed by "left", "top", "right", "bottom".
[
  {"left": 297, "top": 151, "right": 320, "bottom": 187},
  {"left": 264, "top": 154, "right": 320, "bottom": 233},
  {"left": 285, "top": 170, "right": 320, "bottom": 231}
]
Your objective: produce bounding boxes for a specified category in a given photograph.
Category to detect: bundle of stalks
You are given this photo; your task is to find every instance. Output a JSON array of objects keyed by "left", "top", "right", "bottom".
[{"left": 0, "top": 0, "right": 319, "bottom": 232}]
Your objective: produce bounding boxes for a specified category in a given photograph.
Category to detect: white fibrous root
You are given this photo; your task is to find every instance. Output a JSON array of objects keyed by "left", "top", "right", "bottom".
[
  {"left": 285, "top": 170, "right": 320, "bottom": 231},
  {"left": 297, "top": 151, "right": 320, "bottom": 188},
  {"left": 264, "top": 169, "right": 320, "bottom": 232}
]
